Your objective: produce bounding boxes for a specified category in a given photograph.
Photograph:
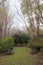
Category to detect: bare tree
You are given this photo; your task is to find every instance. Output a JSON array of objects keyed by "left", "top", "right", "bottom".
[
  {"left": 21, "top": 0, "right": 43, "bottom": 43},
  {"left": 0, "top": 0, "right": 8, "bottom": 39}
]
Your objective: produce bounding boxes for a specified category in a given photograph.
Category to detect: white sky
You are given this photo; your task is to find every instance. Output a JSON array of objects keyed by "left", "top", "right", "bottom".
[
  {"left": 9, "top": 0, "right": 25, "bottom": 30},
  {"left": 8, "top": 0, "right": 43, "bottom": 30}
]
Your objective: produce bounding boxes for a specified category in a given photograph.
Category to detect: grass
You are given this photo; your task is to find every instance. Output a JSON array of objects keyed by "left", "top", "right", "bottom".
[{"left": 0, "top": 47, "right": 35, "bottom": 65}]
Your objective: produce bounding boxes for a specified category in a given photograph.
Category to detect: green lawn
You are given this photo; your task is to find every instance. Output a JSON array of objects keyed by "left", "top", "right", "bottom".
[{"left": 0, "top": 47, "right": 35, "bottom": 65}]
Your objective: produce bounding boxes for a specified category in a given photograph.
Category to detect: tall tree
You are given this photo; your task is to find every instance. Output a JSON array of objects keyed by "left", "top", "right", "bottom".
[
  {"left": 21, "top": 0, "right": 43, "bottom": 43},
  {"left": 0, "top": 0, "right": 8, "bottom": 39}
]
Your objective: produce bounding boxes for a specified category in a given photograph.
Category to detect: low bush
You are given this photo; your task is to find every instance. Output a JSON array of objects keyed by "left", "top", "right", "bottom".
[
  {"left": 13, "top": 33, "right": 30, "bottom": 46},
  {"left": 30, "top": 43, "right": 41, "bottom": 52},
  {"left": 29, "top": 34, "right": 43, "bottom": 53},
  {"left": 39, "top": 37, "right": 43, "bottom": 52},
  {"left": 30, "top": 37, "right": 43, "bottom": 53},
  {"left": 0, "top": 37, "right": 14, "bottom": 53}
]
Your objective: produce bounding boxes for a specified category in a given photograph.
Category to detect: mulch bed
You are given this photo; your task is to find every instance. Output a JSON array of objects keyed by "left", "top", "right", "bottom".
[
  {"left": 0, "top": 52, "right": 7, "bottom": 57},
  {"left": 0, "top": 52, "right": 13, "bottom": 57},
  {"left": 31, "top": 52, "right": 43, "bottom": 65}
]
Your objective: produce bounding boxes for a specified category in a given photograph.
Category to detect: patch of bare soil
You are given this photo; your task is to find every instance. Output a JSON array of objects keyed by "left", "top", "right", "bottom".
[
  {"left": 31, "top": 52, "right": 43, "bottom": 65},
  {"left": 0, "top": 53, "right": 7, "bottom": 57},
  {"left": 0, "top": 51, "right": 14, "bottom": 57}
]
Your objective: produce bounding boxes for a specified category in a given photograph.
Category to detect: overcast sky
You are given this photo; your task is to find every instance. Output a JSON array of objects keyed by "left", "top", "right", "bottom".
[
  {"left": 8, "top": 0, "right": 26, "bottom": 30},
  {"left": 8, "top": 0, "right": 43, "bottom": 30}
]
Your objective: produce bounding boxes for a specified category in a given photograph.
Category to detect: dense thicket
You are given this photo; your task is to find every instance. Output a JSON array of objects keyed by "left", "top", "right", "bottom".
[{"left": 13, "top": 33, "right": 30, "bottom": 46}]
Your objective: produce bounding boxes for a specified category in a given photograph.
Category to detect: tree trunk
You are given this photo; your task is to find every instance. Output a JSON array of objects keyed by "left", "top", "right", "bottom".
[
  {"left": 0, "top": 26, "right": 2, "bottom": 40},
  {"left": 35, "top": 16, "right": 40, "bottom": 44}
]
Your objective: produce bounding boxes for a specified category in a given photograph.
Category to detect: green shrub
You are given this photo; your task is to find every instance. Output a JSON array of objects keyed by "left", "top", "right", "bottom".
[
  {"left": 0, "top": 37, "right": 14, "bottom": 53},
  {"left": 13, "top": 33, "right": 30, "bottom": 46},
  {"left": 30, "top": 43, "right": 41, "bottom": 52},
  {"left": 29, "top": 37, "right": 43, "bottom": 52},
  {"left": 39, "top": 37, "right": 43, "bottom": 52}
]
